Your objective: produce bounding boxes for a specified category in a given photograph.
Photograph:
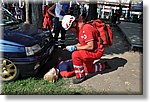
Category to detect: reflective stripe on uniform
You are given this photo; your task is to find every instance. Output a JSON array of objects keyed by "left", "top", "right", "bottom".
[
  {"left": 99, "top": 63, "right": 102, "bottom": 72},
  {"left": 95, "top": 64, "right": 98, "bottom": 72},
  {"left": 95, "top": 63, "right": 102, "bottom": 72},
  {"left": 75, "top": 70, "right": 84, "bottom": 73},
  {"left": 74, "top": 65, "right": 84, "bottom": 74},
  {"left": 74, "top": 65, "right": 84, "bottom": 78},
  {"left": 73, "top": 65, "right": 83, "bottom": 69}
]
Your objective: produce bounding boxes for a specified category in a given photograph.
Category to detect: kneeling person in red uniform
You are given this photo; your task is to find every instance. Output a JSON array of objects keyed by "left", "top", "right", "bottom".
[{"left": 62, "top": 15, "right": 110, "bottom": 84}]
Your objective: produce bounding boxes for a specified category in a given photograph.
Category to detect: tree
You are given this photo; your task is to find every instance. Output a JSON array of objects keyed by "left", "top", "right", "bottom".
[
  {"left": 24, "top": 0, "right": 43, "bottom": 28},
  {"left": 25, "top": 0, "right": 30, "bottom": 23},
  {"left": 87, "top": 1, "right": 97, "bottom": 21},
  {"left": 31, "top": 2, "right": 43, "bottom": 28}
]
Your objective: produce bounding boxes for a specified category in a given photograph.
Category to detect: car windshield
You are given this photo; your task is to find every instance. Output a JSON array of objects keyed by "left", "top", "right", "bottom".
[{"left": 0, "top": 8, "right": 19, "bottom": 26}]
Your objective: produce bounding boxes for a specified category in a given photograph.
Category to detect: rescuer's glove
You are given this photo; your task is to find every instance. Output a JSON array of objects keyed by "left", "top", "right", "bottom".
[{"left": 66, "top": 45, "right": 77, "bottom": 52}]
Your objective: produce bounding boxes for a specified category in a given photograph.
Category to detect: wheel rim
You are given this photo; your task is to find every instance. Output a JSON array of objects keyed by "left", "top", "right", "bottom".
[{"left": 0, "top": 59, "right": 17, "bottom": 81}]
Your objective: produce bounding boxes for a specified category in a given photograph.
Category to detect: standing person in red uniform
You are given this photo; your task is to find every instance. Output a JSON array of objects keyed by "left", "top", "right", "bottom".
[
  {"left": 42, "top": 3, "right": 54, "bottom": 39},
  {"left": 62, "top": 15, "right": 110, "bottom": 84}
]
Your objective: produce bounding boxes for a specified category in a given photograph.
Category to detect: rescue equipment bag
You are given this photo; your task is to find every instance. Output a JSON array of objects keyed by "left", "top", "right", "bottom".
[{"left": 87, "top": 19, "right": 113, "bottom": 48}]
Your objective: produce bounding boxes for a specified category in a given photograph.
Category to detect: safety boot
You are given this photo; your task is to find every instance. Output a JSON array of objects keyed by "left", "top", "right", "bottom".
[{"left": 72, "top": 77, "right": 85, "bottom": 84}]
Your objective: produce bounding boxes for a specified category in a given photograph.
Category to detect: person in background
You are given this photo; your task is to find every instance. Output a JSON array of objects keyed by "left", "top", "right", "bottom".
[
  {"left": 117, "top": 4, "right": 122, "bottom": 24},
  {"left": 42, "top": 2, "right": 54, "bottom": 39},
  {"left": 48, "top": 1, "right": 70, "bottom": 48},
  {"left": 112, "top": 9, "right": 117, "bottom": 26}
]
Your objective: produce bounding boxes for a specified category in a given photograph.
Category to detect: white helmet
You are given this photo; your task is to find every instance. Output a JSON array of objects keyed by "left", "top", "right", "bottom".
[{"left": 62, "top": 15, "right": 75, "bottom": 30}]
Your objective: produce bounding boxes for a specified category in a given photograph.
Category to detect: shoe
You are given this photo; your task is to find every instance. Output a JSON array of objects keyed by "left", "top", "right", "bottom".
[
  {"left": 104, "top": 62, "right": 111, "bottom": 69},
  {"left": 72, "top": 77, "right": 85, "bottom": 84}
]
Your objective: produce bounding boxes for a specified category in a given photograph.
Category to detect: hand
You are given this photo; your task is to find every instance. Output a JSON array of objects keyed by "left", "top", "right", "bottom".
[{"left": 66, "top": 45, "right": 77, "bottom": 52}]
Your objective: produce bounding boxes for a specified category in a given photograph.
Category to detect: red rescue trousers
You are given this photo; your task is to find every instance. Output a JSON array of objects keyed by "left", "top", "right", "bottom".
[
  {"left": 42, "top": 15, "right": 53, "bottom": 31},
  {"left": 72, "top": 47, "right": 104, "bottom": 79}
]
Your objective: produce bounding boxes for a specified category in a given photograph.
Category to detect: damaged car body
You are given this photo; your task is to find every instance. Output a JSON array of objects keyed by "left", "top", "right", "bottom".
[{"left": 0, "top": 8, "right": 55, "bottom": 82}]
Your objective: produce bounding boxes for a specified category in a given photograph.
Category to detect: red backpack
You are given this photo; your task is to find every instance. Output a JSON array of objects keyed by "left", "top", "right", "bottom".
[{"left": 87, "top": 19, "right": 113, "bottom": 48}]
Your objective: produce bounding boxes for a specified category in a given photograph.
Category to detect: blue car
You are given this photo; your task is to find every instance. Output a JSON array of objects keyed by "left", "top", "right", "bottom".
[{"left": 0, "top": 8, "right": 55, "bottom": 82}]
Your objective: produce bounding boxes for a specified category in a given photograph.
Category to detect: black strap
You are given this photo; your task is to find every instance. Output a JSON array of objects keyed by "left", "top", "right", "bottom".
[
  {"left": 104, "top": 24, "right": 110, "bottom": 44},
  {"left": 97, "top": 31, "right": 103, "bottom": 44}
]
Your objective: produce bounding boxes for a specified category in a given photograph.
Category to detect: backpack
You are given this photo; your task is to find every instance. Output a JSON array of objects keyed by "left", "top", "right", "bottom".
[{"left": 87, "top": 19, "right": 113, "bottom": 48}]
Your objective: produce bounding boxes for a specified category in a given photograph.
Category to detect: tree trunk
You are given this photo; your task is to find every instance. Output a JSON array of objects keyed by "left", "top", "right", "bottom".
[
  {"left": 25, "top": 0, "right": 30, "bottom": 23},
  {"left": 87, "top": 2, "right": 97, "bottom": 21},
  {"left": 31, "top": 2, "right": 43, "bottom": 28},
  {"left": 25, "top": 0, "right": 42, "bottom": 28}
]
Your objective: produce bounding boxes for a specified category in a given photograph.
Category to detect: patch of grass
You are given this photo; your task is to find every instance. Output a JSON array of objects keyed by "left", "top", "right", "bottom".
[
  {"left": 1, "top": 77, "right": 84, "bottom": 95},
  {"left": 1, "top": 74, "right": 108, "bottom": 95}
]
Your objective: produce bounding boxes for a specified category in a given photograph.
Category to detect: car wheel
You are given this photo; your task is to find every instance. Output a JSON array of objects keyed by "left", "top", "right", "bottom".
[{"left": 0, "top": 59, "right": 20, "bottom": 82}]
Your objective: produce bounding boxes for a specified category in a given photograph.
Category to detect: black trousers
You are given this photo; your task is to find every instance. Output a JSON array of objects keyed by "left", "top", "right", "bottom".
[{"left": 53, "top": 17, "right": 66, "bottom": 41}]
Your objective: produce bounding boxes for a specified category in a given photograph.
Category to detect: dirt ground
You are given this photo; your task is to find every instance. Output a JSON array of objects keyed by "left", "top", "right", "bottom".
[
  {"left": 46, "top": 27, "right": 143, "bottom": 95},
  {"left": 67, "top": 51, "right": 142, "bottom": 95}
]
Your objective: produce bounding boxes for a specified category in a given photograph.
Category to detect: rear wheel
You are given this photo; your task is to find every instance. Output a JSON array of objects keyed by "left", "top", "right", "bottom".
[{"left": 0, "top": 59, "right": 20, "bottom": 82}]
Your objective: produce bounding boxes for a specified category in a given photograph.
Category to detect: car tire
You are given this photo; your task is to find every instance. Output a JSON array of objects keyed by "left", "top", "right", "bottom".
[{"left": 1, "top": 59, "right": 20, "bottom": 82}]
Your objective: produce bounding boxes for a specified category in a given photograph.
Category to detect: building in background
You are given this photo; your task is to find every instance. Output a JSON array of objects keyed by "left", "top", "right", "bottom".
[{"left": 97, "top": 0, "right": 143, "bottom": 22}]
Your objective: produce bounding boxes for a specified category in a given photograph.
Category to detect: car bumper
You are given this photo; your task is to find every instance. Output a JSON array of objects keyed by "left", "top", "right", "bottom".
[
  {"left": 8, "top": 45, "right": 54, "bottom": 77},
  {"left": 14, "top": 60, "right": 40, "bottom": 77}
]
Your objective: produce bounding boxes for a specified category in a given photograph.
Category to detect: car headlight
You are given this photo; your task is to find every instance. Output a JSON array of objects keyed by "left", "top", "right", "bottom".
[{"left": 25, "top": 44, "right": 42, "bottom": 56}]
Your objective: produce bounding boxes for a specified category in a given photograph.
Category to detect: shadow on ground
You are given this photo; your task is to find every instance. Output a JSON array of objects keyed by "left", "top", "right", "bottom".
[{"left": 85, "top": 57, "right": 127, "bottom": 80}]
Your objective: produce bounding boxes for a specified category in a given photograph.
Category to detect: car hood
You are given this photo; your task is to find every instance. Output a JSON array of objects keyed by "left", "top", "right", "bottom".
[{"left": 3, "top": 23, "right": 49, "bottom": 47}]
